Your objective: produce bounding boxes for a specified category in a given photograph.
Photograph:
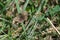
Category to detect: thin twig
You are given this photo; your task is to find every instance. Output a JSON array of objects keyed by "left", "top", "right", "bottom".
[{"left": 47, "top": 17, "right": 60, "bottom": 35}]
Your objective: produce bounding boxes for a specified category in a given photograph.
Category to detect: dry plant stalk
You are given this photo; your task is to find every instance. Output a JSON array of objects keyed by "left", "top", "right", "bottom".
[{"left": 47, "top": 18, "right": 60, "bottom": 35}]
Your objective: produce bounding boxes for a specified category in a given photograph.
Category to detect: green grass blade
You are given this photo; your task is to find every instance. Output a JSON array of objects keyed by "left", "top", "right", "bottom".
[
  {"left": 15, "top": 0, "right": 21, "bottom": 14},
  {"left": 36, "top": 0, "right": 45, "bottom": 13},
  {"left": 23, "top": 0, "right": 30, "bottom": 11}
]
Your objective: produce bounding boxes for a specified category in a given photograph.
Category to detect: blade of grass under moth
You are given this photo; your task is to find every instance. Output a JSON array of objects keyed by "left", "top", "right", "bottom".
[
  {"left": 23, "top": 0, "right": 30, "bottom": 11},
  {"left": 21, "top": 23, "right": 25, "bottom": 31},
  {"left": 15, "top": 0, "right": 21, "bottom": 14}
]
